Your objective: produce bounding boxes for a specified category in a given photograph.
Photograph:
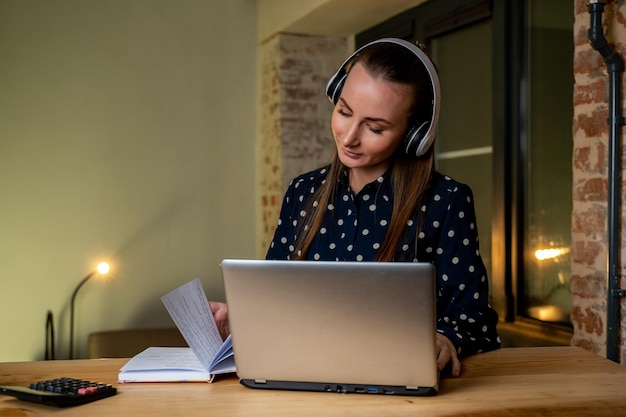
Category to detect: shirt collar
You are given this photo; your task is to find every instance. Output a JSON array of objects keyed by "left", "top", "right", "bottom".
[{"left": 338, "top": 168, "right": 389, "bottom": 191}]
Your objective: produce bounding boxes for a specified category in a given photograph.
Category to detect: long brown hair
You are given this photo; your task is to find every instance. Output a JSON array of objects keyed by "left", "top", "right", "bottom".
[{"left": 294, "top": 42, "right": 436, "bottom": 261}]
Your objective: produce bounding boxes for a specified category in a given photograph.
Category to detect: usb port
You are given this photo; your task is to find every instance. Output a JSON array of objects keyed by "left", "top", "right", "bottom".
[
  {"left": 355, "top": 386, "right": 366, "bottom": 393},
  {"left": 367, "top": 387, "right": 378, "bottom": 393}
]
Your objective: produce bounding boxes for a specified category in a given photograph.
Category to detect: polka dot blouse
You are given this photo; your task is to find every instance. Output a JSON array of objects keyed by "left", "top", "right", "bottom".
[{"left": 266, "top": 167, "right": 501, "bottom": 357}]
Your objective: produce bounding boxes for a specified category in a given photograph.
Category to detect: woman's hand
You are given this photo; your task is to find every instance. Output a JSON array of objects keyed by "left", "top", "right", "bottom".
[
  {"left": 209, "top": 301, "right": 230, "bottom": 341},
  {"left": 436, "top": 333, "right": 461, "bottom": 377}
]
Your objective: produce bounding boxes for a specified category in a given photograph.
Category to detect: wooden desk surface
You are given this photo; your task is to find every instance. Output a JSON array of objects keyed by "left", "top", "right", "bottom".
[{"left": 1, "top": 346, "right": 626, "bottom": 416}]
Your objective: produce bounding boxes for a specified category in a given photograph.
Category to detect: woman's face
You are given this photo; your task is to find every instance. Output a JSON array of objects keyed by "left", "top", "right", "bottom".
[{"left": 331, "top": 62, "right": 413, "bottom": 185}]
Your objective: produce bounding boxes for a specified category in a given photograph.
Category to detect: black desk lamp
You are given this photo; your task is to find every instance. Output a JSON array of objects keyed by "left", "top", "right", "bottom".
[{"left": 69, "top": 262, "right": 110, "bottom": 359}]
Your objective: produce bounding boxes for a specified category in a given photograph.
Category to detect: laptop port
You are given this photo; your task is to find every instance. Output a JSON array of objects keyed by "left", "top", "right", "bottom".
[
  {"left": 367, "top": 387, "right": 378, "bottom": 394},
  {"left": 355, "top": 386, "right": 366, "bottom": 393}
]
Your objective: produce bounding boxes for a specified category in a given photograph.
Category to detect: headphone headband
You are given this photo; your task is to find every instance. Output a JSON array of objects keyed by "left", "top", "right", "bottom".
[{"left": 325, "top": 38, "right": 440, "bottom": 157}]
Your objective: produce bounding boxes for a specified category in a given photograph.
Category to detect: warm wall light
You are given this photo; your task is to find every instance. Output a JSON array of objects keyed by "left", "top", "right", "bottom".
[{"left": 69, "top": 262, "right": 110, "bottom": 359}]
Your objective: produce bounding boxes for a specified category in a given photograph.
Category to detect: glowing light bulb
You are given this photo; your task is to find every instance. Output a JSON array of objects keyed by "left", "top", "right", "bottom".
[{"left": 97, "top": 262, "right": 110, "bottom": 275}]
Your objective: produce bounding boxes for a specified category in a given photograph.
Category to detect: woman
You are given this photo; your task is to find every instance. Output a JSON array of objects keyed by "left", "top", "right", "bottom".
[{"left": 213, "top": 38, "right": 500, "bottom": 377}]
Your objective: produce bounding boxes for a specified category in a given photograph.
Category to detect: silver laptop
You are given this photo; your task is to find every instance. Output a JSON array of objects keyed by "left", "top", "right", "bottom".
[{"left": 220, "top": 259, "right": 438, "bottom": 396}]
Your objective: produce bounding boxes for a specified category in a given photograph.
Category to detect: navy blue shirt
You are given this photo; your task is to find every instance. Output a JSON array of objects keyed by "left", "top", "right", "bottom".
[{"left": 266, "top": 167, "right": 500, "bottom": 357}]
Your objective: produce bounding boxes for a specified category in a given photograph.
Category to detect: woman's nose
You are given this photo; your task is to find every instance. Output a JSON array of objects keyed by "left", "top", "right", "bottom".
[{"left": 342, "top": 123, "right": 359, "bottom": 146}]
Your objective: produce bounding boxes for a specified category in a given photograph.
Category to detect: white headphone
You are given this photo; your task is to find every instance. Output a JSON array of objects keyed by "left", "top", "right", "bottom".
[{"left": 325, "top": 38, "right": 440, "bottom": 157}]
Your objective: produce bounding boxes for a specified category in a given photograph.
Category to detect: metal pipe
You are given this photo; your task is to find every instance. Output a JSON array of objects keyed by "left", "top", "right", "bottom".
[{"left": 587, "top": 0, "right": 624, "bottom": 363}]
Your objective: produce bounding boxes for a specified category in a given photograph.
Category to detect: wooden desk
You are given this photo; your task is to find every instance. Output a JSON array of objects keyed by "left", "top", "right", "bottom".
[{"left": 1, "top": 347, "right": 626, "bottom": 416}]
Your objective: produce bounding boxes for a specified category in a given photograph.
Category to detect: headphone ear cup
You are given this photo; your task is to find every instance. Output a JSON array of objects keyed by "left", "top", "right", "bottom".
[
  {"left": 403, "top": 121, "right": 430, "bottom": 156},
  {"left": 325, "top": 72, "right": 347, "bottom": 104}
]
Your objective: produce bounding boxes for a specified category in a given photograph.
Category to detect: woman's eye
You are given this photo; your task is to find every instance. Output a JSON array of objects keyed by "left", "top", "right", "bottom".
[
  {"left": 337, "top": 108, "right": 351, "bottom": 117},
  {"left": 368, "top": 125, "right": 383, "bottom": 135}
]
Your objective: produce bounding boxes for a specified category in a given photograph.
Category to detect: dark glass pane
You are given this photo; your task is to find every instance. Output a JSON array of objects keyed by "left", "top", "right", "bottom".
[{"left": 522, "top": 0, "right": 573, "bottom": 324}]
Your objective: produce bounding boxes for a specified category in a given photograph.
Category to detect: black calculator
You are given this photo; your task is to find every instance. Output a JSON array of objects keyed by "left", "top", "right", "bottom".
[{"left": 0, "top": 377, "right": 117, "bottom": 407}]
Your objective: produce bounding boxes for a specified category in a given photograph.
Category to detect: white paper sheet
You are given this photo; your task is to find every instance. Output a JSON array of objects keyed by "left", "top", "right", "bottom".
[{"left": 160, "top": 278, "right": 223, "bottom": 372}]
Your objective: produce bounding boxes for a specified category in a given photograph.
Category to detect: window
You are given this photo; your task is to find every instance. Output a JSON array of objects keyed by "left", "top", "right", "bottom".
[{"left": 358, "top": 0, "right": 574, "bottom": 342}]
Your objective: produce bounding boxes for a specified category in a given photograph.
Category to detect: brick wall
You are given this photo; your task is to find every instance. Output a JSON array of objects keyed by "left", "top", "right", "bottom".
[
  {"left": 572, "top": 0, "right": 626, "bottom": 362},
  {"left": 257, "top": 34, "right": 347, "bottom": 256}
]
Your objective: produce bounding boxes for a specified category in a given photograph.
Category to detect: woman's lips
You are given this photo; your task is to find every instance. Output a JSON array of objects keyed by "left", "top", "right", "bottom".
[{"left": 342, "top": 147, "right": 362, "bottom": 159}]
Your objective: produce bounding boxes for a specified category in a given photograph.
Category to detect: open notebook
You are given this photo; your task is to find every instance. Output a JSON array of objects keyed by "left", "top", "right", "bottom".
[{"left": 220, "top": 259, "right": 438, "bottom": 396}]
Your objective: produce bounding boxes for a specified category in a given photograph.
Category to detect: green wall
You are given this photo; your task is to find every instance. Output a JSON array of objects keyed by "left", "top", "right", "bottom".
[{"left": 0, "top": 0, "right": 257, "bottom": 361}]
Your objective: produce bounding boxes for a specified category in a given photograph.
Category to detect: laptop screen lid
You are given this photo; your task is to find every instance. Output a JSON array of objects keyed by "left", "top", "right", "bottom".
[{"left": 220, "top": 259, "right": 438, "bottom": 396}]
